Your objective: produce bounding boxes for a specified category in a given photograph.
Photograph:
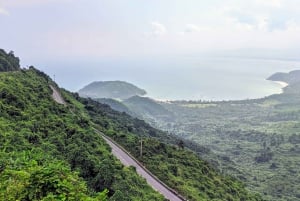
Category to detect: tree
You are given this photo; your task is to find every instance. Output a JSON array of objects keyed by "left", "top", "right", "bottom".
[{"left": 178, "top": 140, "right": 184, "bottom": 149}]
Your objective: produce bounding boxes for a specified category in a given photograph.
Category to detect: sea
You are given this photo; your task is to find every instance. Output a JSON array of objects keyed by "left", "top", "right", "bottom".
[{"left": 39, "top": 57, "right": 300, "bottom": 101}]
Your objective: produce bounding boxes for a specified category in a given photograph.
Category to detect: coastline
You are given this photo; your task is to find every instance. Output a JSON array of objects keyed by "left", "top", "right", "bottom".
[{"left": 273, "top": 81, "right": 289, "bottom": 88}]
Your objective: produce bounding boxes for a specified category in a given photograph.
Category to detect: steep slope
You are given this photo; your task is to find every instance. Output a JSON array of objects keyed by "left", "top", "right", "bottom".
[
  {"left": 123, "top": 96, "right": 174, "bottom": 122},
  {"left": 77, "top": 96, "right": 264, "bottom": 201},
  {"left": 78, "top": 81, "right": 146, "bottom": 99},
  {"left": 96, "top": 98, "right": 132, "bottom": 114},
  {"left": 0, "top": 68, "right": 164, "bottom": 200}
]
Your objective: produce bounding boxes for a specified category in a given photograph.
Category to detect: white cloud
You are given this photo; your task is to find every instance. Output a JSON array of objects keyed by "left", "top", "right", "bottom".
[
  {"left": 255, "top": 0, "right": 282, "bottom": 8},
  {"left": 0, "top": 0, "right": 72, "bottom": 8},
  {"left": 0, "top": 7, "right": 9, "bottom": 15},
  {"left": 150, "top": 22, "right": 167, "bottom": 36},
  {"left": 184, "top": 24, "right": 202, "bottom": 33}
]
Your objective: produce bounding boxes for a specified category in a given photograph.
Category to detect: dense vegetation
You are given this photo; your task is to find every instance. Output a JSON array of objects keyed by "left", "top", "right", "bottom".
[
  {"left": 78, "top": 96, "right": 264, "bottom": 201},
  {"left": 0, "top": 49, "right": 20, "bottom": 72},
  {"left": 124, "top": 96, "right": 174, "bottom": 122},
  {"left": 0, "top": 67, "right": 165, "bottom": 200},
  {"left": 96, "top": 98, "right": 132, "bottom": 114},
  {"left": 0, "top": 151, "right": 107, "bottom": 201},
  {"left": 117, "top": 83, "right": 300, "bottom": 200}
]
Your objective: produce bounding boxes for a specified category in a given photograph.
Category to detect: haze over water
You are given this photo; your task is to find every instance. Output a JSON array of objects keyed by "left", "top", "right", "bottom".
[{"left": 39, "top": 57, "right": 299, "bottom": 101}]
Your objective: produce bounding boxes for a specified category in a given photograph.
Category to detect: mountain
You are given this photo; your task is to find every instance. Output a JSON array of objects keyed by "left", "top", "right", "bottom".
[
  {"left": 0, "top": 50, "right": 263, "bottom": 201},
  {"left": 268, "top": 70, "right": 300, "bottom": 85},
  {"left": 268, "top": 70, "right": 300, "bottom": 94},
  {"left": 78, "top": 81, "right": 146, "bottom": 99},
  {"left": 0, "top": 68, "right": 164, "bottom": 200}
]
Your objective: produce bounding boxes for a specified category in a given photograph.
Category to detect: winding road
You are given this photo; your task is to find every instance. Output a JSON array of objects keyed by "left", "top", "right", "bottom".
[
  {"left": 96, "top": 131, "right": 185, "bottom": 201},
  {"left": 50, "top": 86, "right": 185, "bottom": 201}
]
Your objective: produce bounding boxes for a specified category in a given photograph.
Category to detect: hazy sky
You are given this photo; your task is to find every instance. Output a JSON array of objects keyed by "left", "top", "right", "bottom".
[{"left": 1, "top": 0, "right": 300, "bottom": 62}]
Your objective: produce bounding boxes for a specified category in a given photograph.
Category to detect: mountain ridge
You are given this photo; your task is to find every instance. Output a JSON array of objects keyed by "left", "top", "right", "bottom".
[{"left": 78, "top": 80, "right": 146, "bottom": 100}]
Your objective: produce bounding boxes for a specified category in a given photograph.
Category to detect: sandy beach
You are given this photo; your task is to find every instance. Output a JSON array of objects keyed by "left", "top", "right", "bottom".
[{"left": 274, "top": 81, "right": 289, "bottom": 88}]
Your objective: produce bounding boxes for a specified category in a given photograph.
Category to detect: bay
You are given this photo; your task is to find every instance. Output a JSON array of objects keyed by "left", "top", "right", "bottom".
[{"left": 38, "top": 57, "right": 300, "bottom": 101}]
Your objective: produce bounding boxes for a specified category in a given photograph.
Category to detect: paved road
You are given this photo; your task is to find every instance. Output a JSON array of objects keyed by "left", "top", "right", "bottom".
[
  {"left": 97, "top": 131, "right": 185, "bottom": 201},
  {"left": 49, "top": 87, "right": 184, "bottom": 200},
  {"left": 50, "top": 85, "right": 66, "bottom": 105}
]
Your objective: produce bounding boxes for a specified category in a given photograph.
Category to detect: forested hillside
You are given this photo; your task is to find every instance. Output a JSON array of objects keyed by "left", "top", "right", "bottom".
[
  {"left": 0, "top": 67, "right": 164, "bottom": 200},
  {"left": 76, "top": 96, "right": 264, "bottom": 201},
  {"left": 119, "top": 87, "right": 300, "bottom": 200}
]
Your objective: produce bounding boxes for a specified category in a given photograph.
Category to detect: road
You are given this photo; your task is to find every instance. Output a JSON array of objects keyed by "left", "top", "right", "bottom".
[
  {"left": 50, "top": 85, "right": 66, "bottom": 105},
  {"left": 97, "top": 131, "right": 185, "bottom": 201},
  {"left": 49, "top": 86, "right": 184, "bottom": 200}
]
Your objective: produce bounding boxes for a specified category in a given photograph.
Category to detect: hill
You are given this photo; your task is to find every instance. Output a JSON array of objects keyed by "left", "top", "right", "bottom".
[
  {"left": 78, "top": 81, "right": 146, "bottom": 100},
  {"left": 80, "top": 96, "right": 264, "bottom": 201},
  {"left": 267, "top": 70, "right": 300, "bottom": 85},
  {"left": 95, "top": 98, "right": 132, "bottom": 114},
  {"left": 0, "top": 68, "right": 165, "bottom": 200},
  {"left": 268, "top": 70, "right": 300, "bottom": 94},
  {"left": 123, "top": 96, "right": 174, "bottom": 121}
]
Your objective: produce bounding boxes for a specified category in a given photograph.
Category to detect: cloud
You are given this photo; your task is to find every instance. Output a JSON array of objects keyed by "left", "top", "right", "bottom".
[
  {"left": 0, "top": 7, "right": 9, "bottom": 15},
  {"left": 184, "top": 24, "right": 201, "bottom": 33},
  {"left": 150, "top": 22, "right": 167, "bottom": 36},
  {"left": 224, "top": 4, "right": 298, "bottom": 32},
  {"left": 229, "top": 10, "right": 257, "bottom": 26},
  {"left": 0, "top": 0, "right": 72, "bottom": 8},
  {"left": 255, "top": 0, "right": 282, "bottom": 8}
]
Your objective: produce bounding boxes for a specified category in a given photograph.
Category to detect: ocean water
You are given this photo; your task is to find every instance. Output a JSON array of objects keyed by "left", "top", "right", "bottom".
[{"left": 39, "top": 57, "right": 300, "bottom": 101}]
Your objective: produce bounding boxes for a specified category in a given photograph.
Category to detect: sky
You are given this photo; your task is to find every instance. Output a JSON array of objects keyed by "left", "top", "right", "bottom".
[
  {"left": 1, "top": 0, "right": 300, "bottom": 61},
  {"left": 0, "top": 0, "right": 300, "bottom": 96}
]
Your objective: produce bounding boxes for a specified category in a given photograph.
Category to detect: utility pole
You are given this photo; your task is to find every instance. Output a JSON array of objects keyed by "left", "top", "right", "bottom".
[{"left": 53, "top": 74, "right": 55, "bottom": 82}]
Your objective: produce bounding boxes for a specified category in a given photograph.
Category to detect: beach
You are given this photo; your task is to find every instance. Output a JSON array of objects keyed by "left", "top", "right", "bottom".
[{"left": 274, "top": 81, "right": 289, "bottom": 88}]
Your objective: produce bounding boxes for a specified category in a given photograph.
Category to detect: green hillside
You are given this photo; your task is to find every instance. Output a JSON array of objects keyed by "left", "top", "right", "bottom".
[
  {"left": 0, "top": 68, "right": 164, "bottom": 200},
  {"left": 134, "top": 91, "right": 300, "bottom": 200},
  {"left": 78, "top": 96, "right": 264, "bottom": 201},
  {"left": 96, "top": 98, "right": 132, "bottom": 114},
  {"left": 123, "top": 96, "right": 174, "bottom": 122}
]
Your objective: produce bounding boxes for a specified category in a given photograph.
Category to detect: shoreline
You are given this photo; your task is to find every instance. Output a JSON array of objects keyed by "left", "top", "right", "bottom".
[
  {"left": 273, "top": 81, "right": 289, "bottom": 88},
  {"left": 149, "top": 80, "right": 290, "bottom": 103}
]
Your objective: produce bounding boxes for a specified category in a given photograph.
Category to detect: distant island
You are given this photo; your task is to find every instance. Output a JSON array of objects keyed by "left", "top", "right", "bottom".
[{"left": 78, "top": 80, "right": 147, "bottom": 100}]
